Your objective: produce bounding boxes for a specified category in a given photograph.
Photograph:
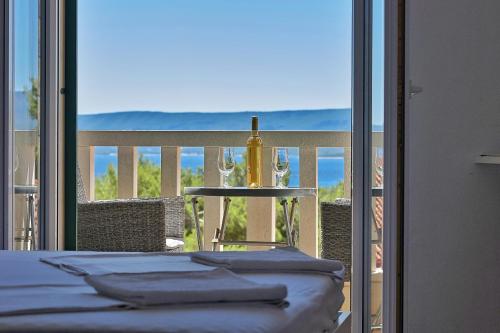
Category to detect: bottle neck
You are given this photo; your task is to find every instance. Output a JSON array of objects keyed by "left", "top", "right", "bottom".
[{"left": 251, "top": 129, "right": 259, "bottom": 136}]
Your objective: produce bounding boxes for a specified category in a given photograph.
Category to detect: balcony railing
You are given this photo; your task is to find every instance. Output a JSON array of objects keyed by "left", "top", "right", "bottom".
[{"left": 78, "top": 130, "right": 383, "bottom": 256}]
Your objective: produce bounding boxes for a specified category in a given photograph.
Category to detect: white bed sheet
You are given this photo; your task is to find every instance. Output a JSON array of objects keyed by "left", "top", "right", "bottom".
[{"left": 0, "top": 251, "right": 344, "bottom": 333}]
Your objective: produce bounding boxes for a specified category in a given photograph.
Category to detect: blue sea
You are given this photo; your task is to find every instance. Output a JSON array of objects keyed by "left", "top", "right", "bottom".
[{"left": 94, "top": 147, "right": 345, "bottom": 188}]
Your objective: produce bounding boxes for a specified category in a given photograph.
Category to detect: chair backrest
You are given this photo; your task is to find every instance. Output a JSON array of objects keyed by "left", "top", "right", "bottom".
[
  {"left": 76, "top": 167, "right": 88, "bottom": 203},
  {"left": 320, "top": 199, "right": 352, "bottom": 281},
  {"left": 77, "top": 197, "right": 185, "bottom": 252}
]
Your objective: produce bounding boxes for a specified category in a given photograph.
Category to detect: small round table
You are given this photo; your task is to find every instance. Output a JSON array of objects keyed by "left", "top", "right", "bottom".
[{"left": 184, "top": 187, "right": 317, "bottom": 251}]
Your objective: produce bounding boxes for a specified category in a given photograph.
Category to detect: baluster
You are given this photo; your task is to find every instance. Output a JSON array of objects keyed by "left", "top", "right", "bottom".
[
  {"left": 117, "top": 146, "right": 138, "bottom": 199},
  {"left": 161, "top": 146, "right": 181, "bottom": 196},
  {"left": 344, "top": 147, "right": 352, "bottom": 199},
  {"left": 247, "top": 147, "right": 275, "bottom": 250},
  {"left": 77, "top": 146, "right": 95, "bottom": 201},
  {"left": 299, "top": 146, "right": 318, "bottom": 257},
  {"left": 203, "top": 147, "right": 222, "bottom": 250}
]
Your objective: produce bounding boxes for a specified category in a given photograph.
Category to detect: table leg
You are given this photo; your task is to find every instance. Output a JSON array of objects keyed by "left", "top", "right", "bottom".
[
  {"left": 212, "top": 197, "right": 231, "bottom": 251},
  {"left": 211, "top": 228, "right": 220, "bottom": 252},
  {"left": 280, "top": 198, "right": 299, "bottom": 247},
  {"left": 289, "top": 197, "right": 298, "bottom": 246},
  {"left": 219, "top": 197, "right": 231, "bottom": 241},
  {"left": 191, "top": 197, "right": 203, "bottom": 251},
  {"left": 28, "top": 194, "right": 35, "bottom": 251},
  {"left": 281, "top": 199, "right": 293, "bottom": 247}
]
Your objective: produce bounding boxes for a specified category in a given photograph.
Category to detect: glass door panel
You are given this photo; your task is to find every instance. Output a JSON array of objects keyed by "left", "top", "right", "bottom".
[
  {"left": 11, "top": 0, "right": 41, "bottom": 250},
  {"left": 370, "top": 0, "right": 384, "bottom": 331}
]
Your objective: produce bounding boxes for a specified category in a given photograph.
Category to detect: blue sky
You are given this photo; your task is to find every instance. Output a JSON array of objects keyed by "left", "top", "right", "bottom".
[
  {"left": 78, "top": 0, "right": 383, "bottom": 125},
  {"left": 14, "top": 0, "right": 39, "bottom": 91}
]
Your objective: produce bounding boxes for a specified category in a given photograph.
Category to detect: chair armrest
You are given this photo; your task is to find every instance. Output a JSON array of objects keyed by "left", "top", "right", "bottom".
[
  {"left": 77, "top": 197, "right": 184, "bottom": 252},
  {"left": 160, "top": 196, "right": 184, "bottom": 239}
]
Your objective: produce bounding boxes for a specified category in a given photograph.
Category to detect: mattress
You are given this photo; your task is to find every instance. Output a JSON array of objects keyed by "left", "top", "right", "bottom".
[{"left": 0, "top": 251, "right": 345, "bottom": 333}]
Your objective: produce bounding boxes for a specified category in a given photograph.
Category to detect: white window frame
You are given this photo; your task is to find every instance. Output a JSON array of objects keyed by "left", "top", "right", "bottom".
[
  {"left": 383, "top": 0, "right": 401, "bottom": 332},
  {"left": 352, "top": 0, "right": 373, "bottom": 331},
  {"left": 353, "top": 0, "right": 400, "bottom": 332},
  {"left": 0, "top": 0, "right": 12, "bottom": 250},
  {"left": 40, "top": 0, "right": 62, "bottom": 250}
]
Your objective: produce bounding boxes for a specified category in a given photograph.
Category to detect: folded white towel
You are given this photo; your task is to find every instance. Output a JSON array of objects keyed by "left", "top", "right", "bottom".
[
  {"left": 84, "top": 268, "right": 288, "bottom": 307},
  {"left": 41, "top": 253, "right": 213, "bottom": 276},
  {"left": 190, "top": 247, "right": 345, "bottom": 281}
]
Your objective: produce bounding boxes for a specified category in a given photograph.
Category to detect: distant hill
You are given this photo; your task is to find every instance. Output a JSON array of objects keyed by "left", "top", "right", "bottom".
[
  {"left": 78, "top": 108, "right": 387, "bottom": 158},
  {"left": 77, "top": 109, "right": 353, "bottom": 131}
]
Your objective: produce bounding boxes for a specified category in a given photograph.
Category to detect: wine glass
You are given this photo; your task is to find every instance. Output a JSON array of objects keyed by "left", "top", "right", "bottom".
[
  {"left": 218, "top": 147, "right": 235, "bottom": 187},
  {"left": 14, "top": 151, "right": 19, "bottom": 173},
  {"left": 273, "top": 147, "right": 289, "bottom": 188}
]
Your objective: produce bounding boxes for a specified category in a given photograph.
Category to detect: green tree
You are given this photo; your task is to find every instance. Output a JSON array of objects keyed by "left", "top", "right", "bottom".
[
  {"left": 137, "top": 156, "right": 161, "bottom": 198},
  {"left": 26, "top": 77, "right": 39, "bottom": 121},
  {"left": 23, "top": 77, "right": 40, "bottom": 176},
  {"left": 95, "top": 164, "right": 117, "bottom": 200}
]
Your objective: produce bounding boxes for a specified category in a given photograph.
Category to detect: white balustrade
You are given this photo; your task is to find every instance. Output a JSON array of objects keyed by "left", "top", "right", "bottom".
[{"left": 77, "top": 130, "right": 382, "bottom": 255}]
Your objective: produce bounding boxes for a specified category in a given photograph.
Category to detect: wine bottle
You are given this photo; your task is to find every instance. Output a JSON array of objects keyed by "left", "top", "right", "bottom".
[{"left": 246, "top": 116, "right": 263, "bottom": 188}]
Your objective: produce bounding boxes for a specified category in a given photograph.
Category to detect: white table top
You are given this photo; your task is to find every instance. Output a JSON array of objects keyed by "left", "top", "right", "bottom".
[{"left": 184, "top": 186, "right": 317, "bottom": 198}]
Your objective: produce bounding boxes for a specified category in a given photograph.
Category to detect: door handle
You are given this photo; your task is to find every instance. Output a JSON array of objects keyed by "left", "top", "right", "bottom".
[{"left": 409, "top": 81, "right": 423, "bottom": 98}]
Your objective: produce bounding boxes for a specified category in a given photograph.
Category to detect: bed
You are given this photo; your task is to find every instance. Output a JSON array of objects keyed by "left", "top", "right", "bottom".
[{"left": 0, "top": 251, "right": 350, "bottom": 333}]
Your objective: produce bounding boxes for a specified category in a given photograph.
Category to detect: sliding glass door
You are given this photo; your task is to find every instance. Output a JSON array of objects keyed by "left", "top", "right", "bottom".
[
  {"left": 1, "top": 0, "right": 60, "bottom": 250},
  {"left": 370, "top": 0, "right": 385, "bottom": 331},
  {"left": 352, "top": 0, "right": 388, "bottom": 332},
  {"left": 10, "top": 0, "right": 41, "bottom": 250},
  {"left": 74, "top": 0, "right": 390, "bottom": 331}
]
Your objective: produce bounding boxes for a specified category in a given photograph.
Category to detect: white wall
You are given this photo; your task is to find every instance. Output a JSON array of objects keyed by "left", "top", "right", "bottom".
[{"left": 405, "top": 0, "right": 500, "bottom": 332}]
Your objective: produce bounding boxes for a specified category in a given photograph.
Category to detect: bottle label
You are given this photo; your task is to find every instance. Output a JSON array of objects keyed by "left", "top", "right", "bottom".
[{"left": 247, "top": 145, "right": 262, "bottom": 188}]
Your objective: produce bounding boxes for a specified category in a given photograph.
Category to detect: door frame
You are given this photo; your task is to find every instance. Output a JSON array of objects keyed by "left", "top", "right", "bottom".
[
  {"left": 353, "top": 0, "right": 402, "bottom": 332},
  {"left": 63, "top": 0, "right": 78, "bottom": 250},
  {"left": 23, "top": 0, "right": 404, "bottom": 328},
  {"left": 0, "top": 0, "right": 12, "bottom": 250},
  {"left": 352, "top": 0, "right": 373, "bottom": 331},
  {"left": 383, "top": 0, "right": 404, "bottom": 332},
  {"left": 39, "top": 0, "right": 62, "bottom": 250}
]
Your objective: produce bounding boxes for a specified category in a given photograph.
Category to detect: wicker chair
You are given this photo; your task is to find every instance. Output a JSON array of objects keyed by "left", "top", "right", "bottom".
[
  {"left": 320, "top": 198, "right": 352, "bottom": 281},
  {"left": 76, "top": 168, "right": 184, "bottom": 252},
  {"left": 321, "top": 198, "right": 383, "bottom": 325}
]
